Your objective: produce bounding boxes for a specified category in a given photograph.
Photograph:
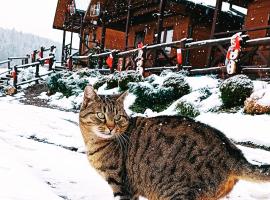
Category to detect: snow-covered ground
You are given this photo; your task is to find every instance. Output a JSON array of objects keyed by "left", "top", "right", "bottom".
[{"left": 1, "top": 92, "right": 270, "bottom": 199}]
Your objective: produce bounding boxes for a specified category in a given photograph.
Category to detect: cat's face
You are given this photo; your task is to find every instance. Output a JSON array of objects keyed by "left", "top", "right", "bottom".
[{"left": 79, "top": 86, "right": 129, "bottom": 139}]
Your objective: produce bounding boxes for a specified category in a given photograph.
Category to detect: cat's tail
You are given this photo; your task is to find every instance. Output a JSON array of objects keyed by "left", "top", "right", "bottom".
[{"left": 238, "top": 160, "right": 270, "bottom": 182}]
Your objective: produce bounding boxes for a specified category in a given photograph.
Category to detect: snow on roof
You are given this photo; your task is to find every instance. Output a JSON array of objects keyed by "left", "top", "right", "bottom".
[
  {"left": 75, "top": 0, "right": 91, "bottom": 11},
  {"left": 184, "top": 0, "right": 247, "bottom": 16}
]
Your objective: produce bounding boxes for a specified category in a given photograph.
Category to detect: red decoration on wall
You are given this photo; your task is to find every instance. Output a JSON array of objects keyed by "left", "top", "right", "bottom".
[
  {"left": 11, "top": 71, "right": 17, "bottom": 80},
  {"left": 106, "top": 54, "right": 113, "bottom": 68},
  {"left": 137, "top": 42, "right": 144, "bottom": 49},
  {"left": 177, "top": 48, "right": 183, "bottom": 65}
]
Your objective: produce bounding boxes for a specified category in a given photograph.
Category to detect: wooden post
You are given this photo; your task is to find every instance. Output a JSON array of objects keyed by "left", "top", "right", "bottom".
[
  {"left": 40, "top": 47, "right": 44, "bottom": 59},
  {"left": 40, "top": 47, "right": 45, "bottom": 66},
  {"left": 35, "top": 63, "right": 40, "bottom": 84},
  {"left": 125, "top": 0, "right": 132, "bottom": 50},
  {"left": 123, "top": 0, "right": 132, "bottom": 70},
  {"left": 154, "top": 0, "right": 166, "bottom": 66},
  {"left": 156, "top": 0, "right": 166, "bottom": 44},
  {"left": 206, "top": 0, "right": 223, "bottom": 67},
  {"left": 25, "top": 55, "right": 29, "bottom": 65},
  {"left": 99, "top": 12, "right": 107, "bottom": 69},
  {"left": 13, "top": 66, "right": 18, "bottom": 89},
  {"left": 70, "top": 32, "right": 74, "bottom": 56},
  {"left": 79, "top": 14, "right": 84, "bottom": 55},
  {"left": 184, "top": 24, "right": 193, "bottom": 66},
  {"left": 111, "top": 51, "right": 118, "bottom": 74},
  {"left": 32, "top": 50, "right": 38, "bottom": 63},
  {"left": 61, "top": 30, "right": 66, "bottom": 64}
]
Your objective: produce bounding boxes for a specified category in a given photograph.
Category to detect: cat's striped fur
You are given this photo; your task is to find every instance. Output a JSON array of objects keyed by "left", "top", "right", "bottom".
[{"left": 79, "top": 85, "right": 270, "bottom": 200}]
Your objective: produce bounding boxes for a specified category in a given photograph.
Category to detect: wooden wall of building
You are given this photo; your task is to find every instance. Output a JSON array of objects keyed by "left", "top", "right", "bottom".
[
  {"left": 189, "top": 23, "right": 212, "bottom": 67},
  {"left": 244, "top": 0, "right": 270, "bottom": 66},
  {"left": 245, "top": 0, "right": 270, "bottom": 38}
]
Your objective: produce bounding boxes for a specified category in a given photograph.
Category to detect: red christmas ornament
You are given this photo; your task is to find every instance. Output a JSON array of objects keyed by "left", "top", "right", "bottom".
[
  {"left": 106, "top": 54, "right": 113, "bottom": 68},
  {"left": 177, "top": 48, "right": 183, "bottom": 65},
  {"left": 137, "top": 42, "right": 144, "bottom": 49},
  {"left": 11, "top": 71, "right": 17, "bottom": 79}
]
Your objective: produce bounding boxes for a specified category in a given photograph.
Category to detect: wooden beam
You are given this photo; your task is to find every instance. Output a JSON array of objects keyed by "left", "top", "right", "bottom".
[
  {"left": 206, "top": 0, "right": 223, "bottom": 67},
  {"left": 154, "top": 0, "right": 167, "bottom": 66},
  {"left": 99, "top": 11, "right": 107, "bottom": 69},
  {"left": 125, "top": 0, "right": 132, "bottom": 50},
  {"left": 61, "top": 30, "right": 66, "bottom": 64},
  {"left": 79, "top": 14, "right": 84, "bottom": 55},
  {"left": 156, "top": 0, "right": 166, "bottom": 44}
]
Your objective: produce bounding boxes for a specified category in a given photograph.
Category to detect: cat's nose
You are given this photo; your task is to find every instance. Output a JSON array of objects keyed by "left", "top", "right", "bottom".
[{"left": 107, "top": 125, "right": 115, "bottom": 131}]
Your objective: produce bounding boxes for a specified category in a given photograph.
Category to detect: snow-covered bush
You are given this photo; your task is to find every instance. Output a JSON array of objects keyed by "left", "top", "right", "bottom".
[
  {"left": 129, "top": 73, "right": 191, "bottom": 113},
  {"left": 93, "top": 76, "right": 108, "bottom": 90},
  {"left": 46, "top": 70, "right": 98, "bottom": 97},
  {"left": 175, "top": 100, "right": 200, "bottom": 118},
  {"left": 220, "top": 75, "right": 254, "bottom": 108},
  {"left": 93, "top": 71, "right": 143, "bottom": 91},
  {"left": 162, "top": 73, "right": 191, "bottom": 100},
  {"left": 106, "top": 72, "right": 120, "bottom": 90},
  {"left": 118, "top": 70, "right": 143, "bottom": 91},
  {"left": 145, "top": 74, "right": 158, "bottom": 83},
  {"left": 77, "top": 69, "right": 101, "bottom": 78}
]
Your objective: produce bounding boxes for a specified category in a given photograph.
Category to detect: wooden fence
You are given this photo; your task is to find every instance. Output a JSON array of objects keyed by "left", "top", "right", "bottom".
[
  {"left": 72, "top": 35, "right": 270, "bottom": 79},
  {"left": 0, "top": 46, "right": 60, "bottom": 89}
]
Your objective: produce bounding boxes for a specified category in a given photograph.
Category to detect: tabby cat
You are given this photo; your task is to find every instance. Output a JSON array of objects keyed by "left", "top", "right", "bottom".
[{"left": 79, "top": 85, "right": 270, "bottom": 200}]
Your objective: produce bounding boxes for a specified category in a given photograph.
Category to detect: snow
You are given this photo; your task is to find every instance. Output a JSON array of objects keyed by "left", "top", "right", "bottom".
[
  {"left": 1, "top": 69, "right": 270, "bottom": 199},
  {"left": 75, "top": 0, "right": 91, "bottom": 11},
  {"left": 249, "top": 88, "right": 270, "bottom": 107},
  {"left": 184, "top": 0, "right": 247, "bottom": 16},
  {"left": 197, "top": 113, "right": 270, "bottom": 147},
  {"left": 0, "top": 96, "right": 270, "bottom": 199}
]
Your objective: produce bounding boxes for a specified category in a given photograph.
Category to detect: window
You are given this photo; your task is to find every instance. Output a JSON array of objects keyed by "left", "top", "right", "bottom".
[
  {"left": 134, "top": 31, "right": 145, "bottom": 48},
  {"left": 90, "top": 2, "right": 101, "bottom": 17},
  {"left": 161, "top": 28, "right": 174, "bottom": 54}
]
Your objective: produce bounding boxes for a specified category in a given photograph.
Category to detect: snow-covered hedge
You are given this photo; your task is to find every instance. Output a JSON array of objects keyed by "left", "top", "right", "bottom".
[
  {"left": 47, "top": 69, "right": 101, "bottom": 97},
  {"left": 175, "top": 100, "right": 200, "bottom": 118},
  {"left": 129, "top": 73, "right": 191, "bottom": 113},
  {"left": 220, "top": 75, "right": 254, "bottom": 108},
  {"left": 93, "top": 71, "right": 143, "bottom": 91}
]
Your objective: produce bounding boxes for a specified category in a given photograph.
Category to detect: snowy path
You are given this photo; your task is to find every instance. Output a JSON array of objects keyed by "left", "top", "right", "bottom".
[{"left": 0, "top": 99, "right": 270, "bottom": 199}]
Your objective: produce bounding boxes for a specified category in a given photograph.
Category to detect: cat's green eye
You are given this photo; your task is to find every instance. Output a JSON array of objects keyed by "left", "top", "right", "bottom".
[
  {"left": 97, "top": 112, "right": 105, "bottom": 120},
  {"left": 114, "top": 115, "right": 121, "bottom": 121}
]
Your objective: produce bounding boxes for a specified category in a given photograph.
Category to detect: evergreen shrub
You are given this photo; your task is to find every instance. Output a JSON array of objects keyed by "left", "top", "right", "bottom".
[{"left": 219, "top": 75, "right": 254, "bottom": 108}]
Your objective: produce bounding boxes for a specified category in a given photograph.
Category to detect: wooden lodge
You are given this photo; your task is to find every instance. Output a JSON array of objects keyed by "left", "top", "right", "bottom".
[{"left": 53, "top": 0, "right": 270, "bottom": 72}]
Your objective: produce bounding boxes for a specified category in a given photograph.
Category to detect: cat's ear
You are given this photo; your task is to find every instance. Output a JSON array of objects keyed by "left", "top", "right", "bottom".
[
  {"left": 116, "top": 91, "right": 128, "bottom": 105},
  {"left": 82, "top": 85, "right": 100, "bottom": 109}
]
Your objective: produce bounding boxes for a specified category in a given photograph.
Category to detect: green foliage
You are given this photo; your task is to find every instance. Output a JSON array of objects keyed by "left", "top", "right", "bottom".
[
  {"left": 46, "top": 73, "right": 63, "bottom": 94},
  {"left": 219, "top": 75, "right": 254, "bottom": 108},
  {"left": 46, "top": 71, "right": 91, "bottom": 97},
  {"left": 77, "top": 69, "right": 101, "bottom": 78},
  {"left": 93, "top": 76, "right": 108, "bottom": 90},
  {"left": 175, "top": 100, "right": 200, "bottom": 118},
  {"left": 92, "top": 71, "right": 143, "bottom": 91},
  {"left": 129, "top": 74, "right": 191, "bottom": 113},
  {"left": 106, "top": 72, "right": 120, "bottom": 90},
  {"left": 162, "top": 74, "right": 191, "bottom": 100},
  {"left": 118, "top": 71, "right": 143, "bottom": 91}
]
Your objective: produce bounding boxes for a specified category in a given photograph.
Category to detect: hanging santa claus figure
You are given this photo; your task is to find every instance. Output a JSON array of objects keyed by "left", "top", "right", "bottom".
[{"left": 225, "top": 33, "right": 243, "bottom": 75}]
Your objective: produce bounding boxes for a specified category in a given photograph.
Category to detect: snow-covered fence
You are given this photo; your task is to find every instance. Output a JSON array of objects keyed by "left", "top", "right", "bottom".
[
  {"left": 0, "top": 46, "right": 57, "bottom": 88},
  {"left": 72, "top": 35, "right": 270, "bottom": 78},
  {"left": 12, "top": 46, "right": 57, "bottom": 89}
]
